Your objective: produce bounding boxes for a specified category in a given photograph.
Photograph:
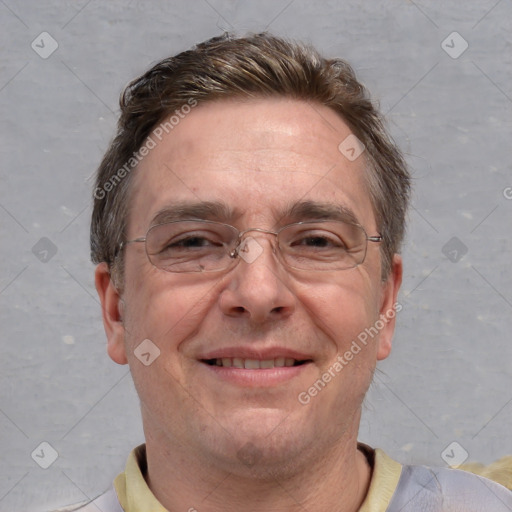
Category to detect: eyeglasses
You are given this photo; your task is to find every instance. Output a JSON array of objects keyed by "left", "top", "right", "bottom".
[{"left": 117, "top": 219, "right": 382, "bottom": 273}]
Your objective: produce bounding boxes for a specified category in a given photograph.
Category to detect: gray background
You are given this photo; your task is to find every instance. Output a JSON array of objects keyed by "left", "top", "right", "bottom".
[{"left": 1, "top": 1, "right": 511, "bottom": 510}]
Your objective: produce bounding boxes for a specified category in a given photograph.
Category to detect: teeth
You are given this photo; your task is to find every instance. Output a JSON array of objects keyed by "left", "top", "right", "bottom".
[
  {"left": 274, "top": 357, "right": 285, "bottom": 367},
  {"left": 212, "top": 357, "right": 300, "bottom": 368}
]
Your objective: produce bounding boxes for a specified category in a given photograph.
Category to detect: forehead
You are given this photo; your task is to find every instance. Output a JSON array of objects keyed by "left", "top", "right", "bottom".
[{"left": 127, "top": 98, "right": 374, "bottom": 235}]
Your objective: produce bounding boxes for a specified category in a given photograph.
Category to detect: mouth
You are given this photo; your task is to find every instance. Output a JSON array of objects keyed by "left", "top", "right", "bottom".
[
  {"left": 198, "top": 351, "right": 314, "bottom": 387},
  {"left": 201, "top": 357, "right": 312, "bottom": 369}
]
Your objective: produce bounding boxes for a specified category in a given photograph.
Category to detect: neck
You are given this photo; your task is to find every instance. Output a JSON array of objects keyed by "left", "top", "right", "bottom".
[{"left": 143, "top": 426, "right": 372, "bottom": 512}]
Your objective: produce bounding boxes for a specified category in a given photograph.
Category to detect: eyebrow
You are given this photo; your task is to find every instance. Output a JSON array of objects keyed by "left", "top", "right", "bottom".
[
  {"left": 149, "top": 200, "right": 360, "bottom": 227},
  {"left": 150, "top": 201, "right": 237, "bottom": 226},
  {"left": 283, "top": 200, "right": 360, "bottom": 225}
]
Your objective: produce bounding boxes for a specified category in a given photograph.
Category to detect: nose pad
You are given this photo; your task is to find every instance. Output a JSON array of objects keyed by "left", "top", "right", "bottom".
[
  {"left": 231, "top": 232, "right": 280, "bottom": 266},
  {"left": 234, "top": 236, "right": 265, "bottom": 264}
]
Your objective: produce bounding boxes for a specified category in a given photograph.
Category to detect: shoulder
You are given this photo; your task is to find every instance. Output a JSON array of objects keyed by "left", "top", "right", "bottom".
[
  {"left": 48, "top": 487, "right": 122, "bottom": 512},
  {"left": 388, "top": 463, "right": 512, "bottom": 512},
  {"left": 48, "top": 505, "right": 87, "bottom": 512}
]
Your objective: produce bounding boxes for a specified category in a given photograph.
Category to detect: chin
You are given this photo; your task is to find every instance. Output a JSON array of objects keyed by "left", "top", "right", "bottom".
[{"left": 200, "top": 409, "right": 316, "bottom": 478}]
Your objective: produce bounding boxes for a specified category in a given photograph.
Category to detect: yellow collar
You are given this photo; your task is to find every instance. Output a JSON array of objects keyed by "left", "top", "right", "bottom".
[
  {"left": 359, "top": 447, "right": 403, "bottom": 511},
  {"left": 114, "top": 444, "right": 402, "bottom": 512},
  {"left": 114, "top": 445, "right": 167, "bottom": 512}
]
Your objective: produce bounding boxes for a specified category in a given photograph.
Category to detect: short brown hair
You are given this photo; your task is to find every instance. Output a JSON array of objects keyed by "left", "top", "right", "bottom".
[{"left": 90, "top": 32, "right": 410, "bottom": 285}]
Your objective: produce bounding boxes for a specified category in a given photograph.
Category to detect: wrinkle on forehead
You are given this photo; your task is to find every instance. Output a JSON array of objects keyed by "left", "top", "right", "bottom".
[
  {"left": 157, "top": 98, "right": 351, "bottom": 162},
  {"left": 128, "top": 98, "right": 375, "bottom": 237}
]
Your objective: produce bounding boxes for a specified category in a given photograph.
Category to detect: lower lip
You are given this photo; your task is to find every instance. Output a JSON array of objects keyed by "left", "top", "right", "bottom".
[{"left": 200, "top": 362, "right": 311, "bottom": 387}]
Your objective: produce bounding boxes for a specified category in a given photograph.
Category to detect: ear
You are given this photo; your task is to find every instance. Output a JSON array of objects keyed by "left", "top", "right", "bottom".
[
  {"left": 95, "top": 262, "right": 128, "bottom": 365},
  {"left": 376, "top": 254, "right": 403, "bottom": 361}
]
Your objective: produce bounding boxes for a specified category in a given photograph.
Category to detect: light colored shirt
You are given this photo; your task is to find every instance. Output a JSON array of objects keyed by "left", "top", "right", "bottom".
[{"left": 61, "top": 443, "right": 512, "bottom": 511}]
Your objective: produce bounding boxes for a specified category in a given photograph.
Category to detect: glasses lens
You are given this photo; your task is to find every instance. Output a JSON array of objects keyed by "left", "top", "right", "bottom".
[
  {"left": 279, "top": 221, "right": 367, "bottom": 270},
  {"left": 145, "top": 221, "right": 237, "bottom": 273}
]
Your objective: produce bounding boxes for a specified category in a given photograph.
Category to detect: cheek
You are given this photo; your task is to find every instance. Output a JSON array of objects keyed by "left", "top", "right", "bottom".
[
  {"left": 122, "top": 265, "right": 220, "bottom": 354},
  {"left": 297, "top": 273, "right": 381, "bottom": 349},
  {"left": 121, "top": 276, "right": 218, "bottom": 412}
]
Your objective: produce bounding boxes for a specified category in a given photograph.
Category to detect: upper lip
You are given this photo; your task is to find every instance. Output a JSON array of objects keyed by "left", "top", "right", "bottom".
[{"left": 198, "top": 347, "right": 313, "bottom": 361}]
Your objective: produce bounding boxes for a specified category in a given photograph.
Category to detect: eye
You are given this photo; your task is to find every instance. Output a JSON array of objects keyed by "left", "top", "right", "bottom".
[
  {"left": 295, "top": 235, "right": 338, "bottom": 248},
  {"left": 164, "top": 231, "right": 223, "bottom": 250},
  {"left": 153, "top": 230, "right": 226, "bottom": 255},
  {"left": 170, "top": 235, "right": 218, "bottom": 248},
  {"left": 290, "top": 231, "right": 347, "bottom": 250}
]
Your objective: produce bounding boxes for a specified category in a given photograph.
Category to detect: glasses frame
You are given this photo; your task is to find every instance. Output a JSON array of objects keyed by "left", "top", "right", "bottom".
[{"left": 116, "top": 219, "right": 383, "bottom": 273}]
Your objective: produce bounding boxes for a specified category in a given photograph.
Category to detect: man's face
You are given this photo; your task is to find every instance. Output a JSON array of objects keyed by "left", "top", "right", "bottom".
[{"left": 97, "top": 98, "right": 401, "bottom": 473}]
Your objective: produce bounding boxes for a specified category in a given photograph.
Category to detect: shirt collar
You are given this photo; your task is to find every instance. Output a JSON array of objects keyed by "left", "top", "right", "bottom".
[
  {"left": 358, "top": 445, "right": 403, "bottom": 512},
  {"left": 114, "top": 443, "right": 403, "bottom": 512},
  {"left": 114, "top": 444, "right": 168, "bottom": 512}
]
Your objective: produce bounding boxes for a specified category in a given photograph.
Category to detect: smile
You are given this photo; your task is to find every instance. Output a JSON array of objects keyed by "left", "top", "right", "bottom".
[
  {"left": 202, "top": 357, "right": 310, "bottom": 369},
  {"left": 199, "top": 355, "right": 313, "bottom": 387}
]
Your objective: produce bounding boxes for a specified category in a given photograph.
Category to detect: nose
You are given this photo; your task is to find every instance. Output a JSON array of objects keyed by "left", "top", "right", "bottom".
[{"left": 219, "top": 235, "right": 296, "bottom": 324}]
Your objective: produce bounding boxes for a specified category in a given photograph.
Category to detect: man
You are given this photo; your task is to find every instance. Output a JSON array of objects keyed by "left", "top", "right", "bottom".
[{"left": 76, "top": 33, "right": 511, "bottom": 511}]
